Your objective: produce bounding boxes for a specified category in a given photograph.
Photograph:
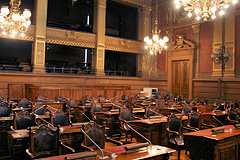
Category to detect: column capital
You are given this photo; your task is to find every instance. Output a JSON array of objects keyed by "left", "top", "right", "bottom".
[
  {"left": 143, "top": 5, "right": 152, "bottom": 16},
  {"left": 192, "top": 24, "right": 200, "bottom": 34},
  {"left": 96, "top": 0, "right": 106, "bottom": 7}
]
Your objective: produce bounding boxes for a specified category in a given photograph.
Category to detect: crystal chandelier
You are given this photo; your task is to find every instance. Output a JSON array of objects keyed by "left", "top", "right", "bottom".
[
  {"left": 144, "top": 32, "right": 169, "bottom": 55},
  {"left": 0, "top": 0, "right": 31, "bottom": 38},
  {"left": 144, "top": 1, "right": 169, "bottom": 55},
  {"left": 174, "top": 0, "right": 238, "bottom": 21}
]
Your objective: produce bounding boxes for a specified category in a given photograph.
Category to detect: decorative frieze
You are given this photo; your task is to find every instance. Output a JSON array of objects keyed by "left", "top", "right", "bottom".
[{"left": 46, "top": 28, "right": 96, "bottom": 48}]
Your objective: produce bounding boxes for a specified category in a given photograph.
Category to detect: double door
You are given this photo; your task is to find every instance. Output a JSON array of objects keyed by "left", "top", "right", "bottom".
[{"left": 172, "top": 60, "right": 189, "bottom": 98}]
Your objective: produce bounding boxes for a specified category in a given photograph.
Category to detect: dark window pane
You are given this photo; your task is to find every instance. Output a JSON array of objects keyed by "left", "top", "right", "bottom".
[
  {"left": 105, "top": 50, "right": 137, "bottom": 77},
  {"left": 0, "top": 38, "right": 32, "bottom": 72},
  {"left": 106, "top": 0, "right": 138, "bottom": 40},
  {"left": 47, "top": 0, "right": 94, "bottom": 33},
  {"left": 45, "top": 43, "right": 92, "bottom": 74}
]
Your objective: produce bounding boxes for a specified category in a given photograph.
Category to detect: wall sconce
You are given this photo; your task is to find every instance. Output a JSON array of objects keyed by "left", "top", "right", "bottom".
[{"left": 211, "top": 45, "right": 229, "bottom": 77}]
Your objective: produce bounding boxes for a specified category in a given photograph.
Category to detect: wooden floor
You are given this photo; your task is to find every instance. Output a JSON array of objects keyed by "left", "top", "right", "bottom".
[{"left": 170, "top": 151, "right": 191, "bottom": 160}]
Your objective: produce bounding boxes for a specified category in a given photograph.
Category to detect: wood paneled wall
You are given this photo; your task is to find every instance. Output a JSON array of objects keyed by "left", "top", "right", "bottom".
[
  {"left": 0, "top": 72, "right": 167, "bottom": 100},
  {"left": 1, "top": 72, "right": 240, "bottom": 102},
  {"left": 193, "top": 79, "right": 240, "bottom": 102},
  {"left": 25, "top": 84, "right": 131, "bottom": 101}
]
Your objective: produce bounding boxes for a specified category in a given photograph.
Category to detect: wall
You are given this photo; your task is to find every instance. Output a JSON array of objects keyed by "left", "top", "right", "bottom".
[{"left": 0, "top": 72, "right": 167, "bottom": 100}]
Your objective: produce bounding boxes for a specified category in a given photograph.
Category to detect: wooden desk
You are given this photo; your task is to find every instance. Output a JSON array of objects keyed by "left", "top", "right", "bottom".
[
  {"left": 43, "top": 101, "right": 67, "bottom": 112},
  {"left": 37, "top": 151, "right": 97, "bottom": 160},
  {"left": 96, "top": 109, "right": 145, "bottom": 137},
  {"left": 129, "top": 118, "right": 169, "bottom": 146},
  {"left": 158, "top": 107, "right": 182, "bottom": 116},
  {"left": 12, "top": 107, "right": 32, "bottom": 112},
  {"left": 129, "top": 116, "right": 188, "bottom": 146},
  {"left": 0, "top": 117, "right": 13, "bottom": 158},
  {"left": 37, "top": 144, "right": 175, "bottom": 160},
  {"left": 200, "top": 111, "right": 228, "bottom": 127},
  {"left": 72, "top": 105, "right": 114, "bottom": 123},
  {"left": 7, "top": 129, "right": 29, "bottom": 159},
  {"left": 102, "top": 144, "right": 175, "bottom": 160},
  {"left": 7, "top": 125, "right": 85, "bottom": 159},
  {"left": 184, "top": 125, "right": 240, "bottom": 160}
]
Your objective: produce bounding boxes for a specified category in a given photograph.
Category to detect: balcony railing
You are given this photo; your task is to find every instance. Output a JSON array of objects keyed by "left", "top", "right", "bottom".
[{"left": 45, "top": 66, "right": 95, "bottom": 75}]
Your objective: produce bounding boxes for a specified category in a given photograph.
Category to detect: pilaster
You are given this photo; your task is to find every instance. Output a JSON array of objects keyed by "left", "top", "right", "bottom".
[
  {"left": 141, "top": 4, "right": 152, "bottom": 78},
  {"left": 32, "top": 0, "right": 48, "bottom": 73},
  {"left": 212, "top": 10, "right": 235, "bottom": 77},
  {"left": 92, "top": 0, "right": 106, "bottom": 76},
  {"left": 192, "top": 23, "right": 200, "bottom": 78}
]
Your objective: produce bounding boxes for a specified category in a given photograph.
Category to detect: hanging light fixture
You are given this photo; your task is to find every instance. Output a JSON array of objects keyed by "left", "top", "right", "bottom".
[
  {"left": 144, "top": 0, "right": 169, "bottom": 55},
  {"left": 174, "top": 0, "right": 238, "bottom": 21},
  {"left": 0, "top": 0, "right": 32, "bottom": 38}
]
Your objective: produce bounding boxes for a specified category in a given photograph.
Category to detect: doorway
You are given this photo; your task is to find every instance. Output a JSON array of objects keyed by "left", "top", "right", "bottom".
[{"left": 172, "top": 60, "right": 189, "bottom": 98}]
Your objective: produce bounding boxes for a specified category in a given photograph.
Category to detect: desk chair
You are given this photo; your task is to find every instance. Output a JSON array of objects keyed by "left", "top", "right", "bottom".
[
  {"left": 227, "top": 108, "right": 239, "bottom": 125},
  {"left": 145, "top": 106, "right": 156, "bottom": 118},
  {"left": 51, "top": 110, "right": 70, "bottom": 127},
  {"left": 13, "top": 110, "right": 36, "bottom": 130},
  {"left": 56, "top": 96, "right": 66, "bottom": 102},
  {"left": 32, "top": 103, "right": 46, "bottom": 115},
  {"left": 182, "top": 112, "right": 215, "bottom": 133},
  {"left": 119, "top": 106, "right": 141, "bottom": 143},
  {"left": 37, "top": 96, "right": 46, "bottom": 102},
  {"left": 91, "top": 103, "right": 103, "bottom": 124},
  {"left": 67, "top": 99, "right": 77, "bottom": 108},
  {"left": 183, "top": 105, "right": 191, "bottom": 115},
  {"left": 26, "top": 125, "right": 74, "bottom": 159},
  {"left": 19, "top": 98, "right": 30, "bottom": 108},
  {"left": 83, "top": 122, "right": 122, "bottom": 150},
  {"left": 0, "top": 102, "right": 10, "bottom": 117},
  {"left": 166, "top": 114, "right": 185, "bottom": 160}
]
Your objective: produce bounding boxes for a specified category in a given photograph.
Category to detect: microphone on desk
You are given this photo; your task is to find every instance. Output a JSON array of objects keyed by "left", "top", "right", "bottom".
[
  {"left": 125, "top": 123, "right": 152, "bottom": 150},
  {"left": 212, "top": 116, "right": 224, "bottom": 126},
  {"left": 148, "top": 109, "right": 163, "bottom": 118},
  {"left": 81, "top": 129, "right": 116, "bottom": 159},
  {"left": 32, "top": 104, "right": 46, "bottom": 113},
  {"left": 212, "top": 106, "right": 220, "bottom": 112},
  {"left": 173, "top": 108, "right": 182, "bottom": 114},
  {"left": 31, "top": 112, "right": 55, "bottom": 128},
  {"left": 80, "top": 110, "right": 92, "bottom": 122},
  {"left": 111, "top": 103, "right": 122, "bottom": 109},
  {"left": 30, "top": 104, "right": 55, "bottom": 128},
  {"left": 46, "top": 105, "right": 59, "bottom": 111}
]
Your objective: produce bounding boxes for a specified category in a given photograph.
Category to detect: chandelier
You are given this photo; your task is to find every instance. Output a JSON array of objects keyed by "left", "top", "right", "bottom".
[
  {"left": 0, "top": 0, "right": 31, "bottom": 38},
  {"left": 144, "top": 32, "right": 169, "bottom": 55},
  {"left": 174, "top": 0, "right": 238, "bottom": 21},
  {"left": 144, "top": 1, "right": 169, "bottom": 55}
]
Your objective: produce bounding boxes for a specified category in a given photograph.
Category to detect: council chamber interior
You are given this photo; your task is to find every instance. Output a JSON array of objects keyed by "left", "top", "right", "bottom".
[{"left": 0, "top": 0, "right": 240, "bottom": 160}]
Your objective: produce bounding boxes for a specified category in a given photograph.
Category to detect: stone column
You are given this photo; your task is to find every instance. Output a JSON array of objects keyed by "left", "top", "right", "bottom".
[
  {"left": 92, "top": 0, "right": 106, "bottom": 76},
  {"left": 32, "top": 0, "right": 48, "bottom": 73}
]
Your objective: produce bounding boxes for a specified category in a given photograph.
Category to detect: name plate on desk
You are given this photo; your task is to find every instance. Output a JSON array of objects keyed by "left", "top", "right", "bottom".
[
  {"left": 149, "top": 116, "right": 162, "bottom": 119},
  {"left": 110, "top": 109, "right": 119, "bottom": 112},
  {"left": 211, "top": 127, "right": 225, "bottom": 134},
  {"left": 124, "top": 142, "right": 149, "bottom": 151}
]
